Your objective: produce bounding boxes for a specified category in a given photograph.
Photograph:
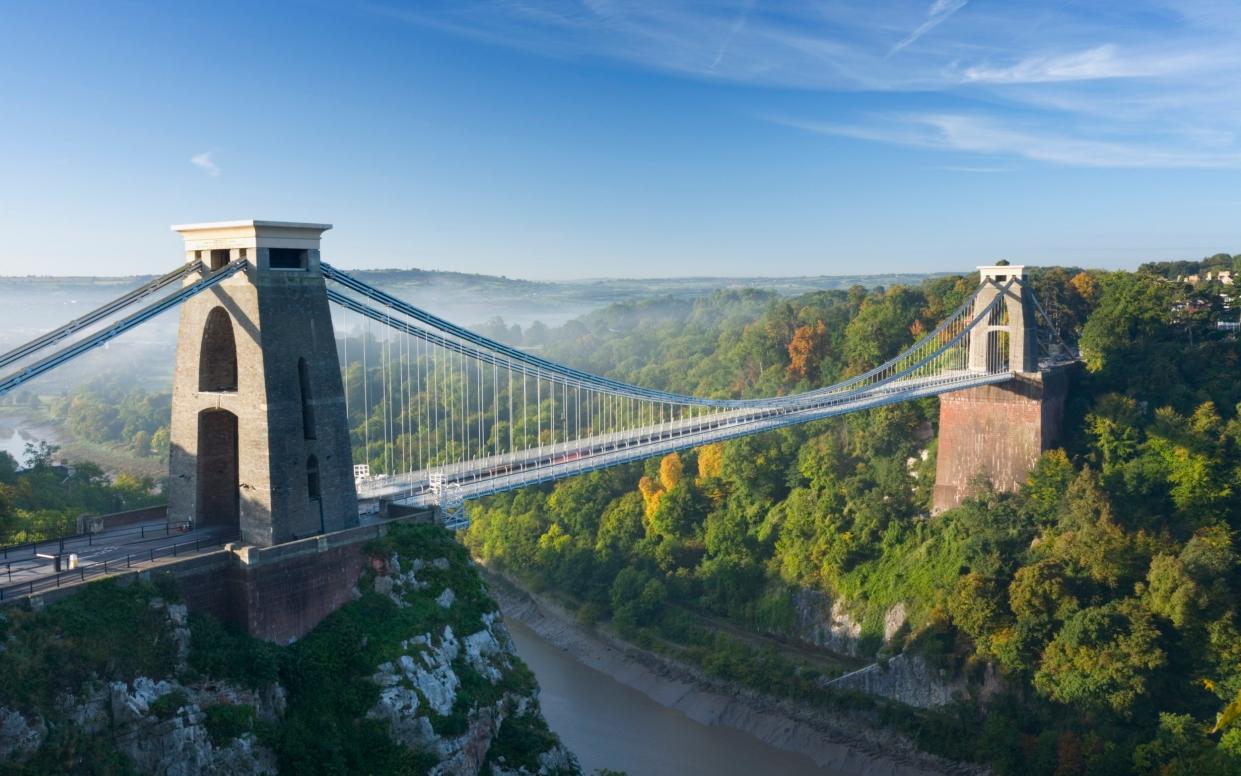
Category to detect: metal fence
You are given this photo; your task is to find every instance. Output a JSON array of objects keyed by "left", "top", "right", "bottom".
[
  {"left": 0, "top": 532, "right": 236, "bottom": 603},
  {"left": 0, "top": 520, "right": 192, "bottom": 561}
]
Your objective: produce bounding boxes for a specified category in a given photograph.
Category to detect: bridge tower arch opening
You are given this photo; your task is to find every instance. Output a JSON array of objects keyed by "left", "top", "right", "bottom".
[
  {"left": 196, "top": 408, "right": 239, "bottom": 529},
  {"left": 199, "top": 307, "right": 238, "bottom": 392},
  {"left": 166, "top": 221, "right": 358, "bottom": 546}
]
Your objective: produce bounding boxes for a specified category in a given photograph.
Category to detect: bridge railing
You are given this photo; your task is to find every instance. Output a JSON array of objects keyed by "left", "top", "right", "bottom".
[
  {"left": 0, "top": 520, "right": 192, "bottom": 561},
  {"left": 0, "top": 530, "right": 236, "bottom": 604}
]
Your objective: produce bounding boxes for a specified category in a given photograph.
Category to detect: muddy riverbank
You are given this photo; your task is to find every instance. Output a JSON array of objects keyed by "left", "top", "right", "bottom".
[{"left": 484, "top": 568, "right": 985, "bottom": 776}]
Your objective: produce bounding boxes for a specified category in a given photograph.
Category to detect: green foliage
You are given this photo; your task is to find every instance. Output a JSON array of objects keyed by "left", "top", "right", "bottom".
[
  {"left": 0, "top": 435, "right": 162, "bottom": 546},
  {"left": 0, "top": 578, "right": 178, "bottom": 714},
  {"left": 484, "top": 712, "right": 573, "bottom": 775},
  {"left": 45, "top": 377, "right": 171, "bottom": 457},
  {"left": 1132, "top": 712, "right": 1241, "bottom": 775},
  {"left": 203, "top": 704, "right": 256, "bottom": 745},
  {"left": 1079, "top": 272, "right": 1176, "bottom": 374},
  {"left": 148, "top": 689, "right": 189, "bottom": 719},
  {"left": 1033, "top": 600, "right": 1165, "bottom": 717},
  {"left": 186, "top": 613, "right": 281, "bottom": 689}
]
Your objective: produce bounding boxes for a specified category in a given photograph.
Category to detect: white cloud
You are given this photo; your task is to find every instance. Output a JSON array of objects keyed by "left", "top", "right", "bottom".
[
  {"left": 888, "top": 0, "right": 968, "bottom": 58},
  {"left": 190, "top": 151, "right": 219, "bottom": 177},
  {"left": 960, "top": 44, "right": 1195, "bottom": 84},
  {"left": 370, "top": 1, "right": 1241, "bottom": 169}
]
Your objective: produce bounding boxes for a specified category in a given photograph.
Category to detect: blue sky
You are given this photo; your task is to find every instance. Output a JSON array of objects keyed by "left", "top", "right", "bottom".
[{"left": 2, "top": 0, "right": 1239, "bottom": 278}]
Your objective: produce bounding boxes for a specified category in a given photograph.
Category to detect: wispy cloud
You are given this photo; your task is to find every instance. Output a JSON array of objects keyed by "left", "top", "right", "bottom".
[
  {"left": 369, "top": 1, "right": 1241, "bottom": 169},
  {"left": 711, "top": 0, "right": 755, "bottom": 69},
  {"left": 888, "top": 0, "right": 968, "bottom": 58},
  {"left": 782, "top": 113, "right": 1241, "bottom": 169},
  {"left": 959, "top": 44, "right": 1196, "bottom": 83},
  {"left": 190, "top": 151, "right": 219, "bottom": 177}
]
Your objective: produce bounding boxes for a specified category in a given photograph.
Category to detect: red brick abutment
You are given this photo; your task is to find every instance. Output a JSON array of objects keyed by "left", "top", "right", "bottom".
[{"left": 932, "top": 364, "right": 1073, "bottom": 512}]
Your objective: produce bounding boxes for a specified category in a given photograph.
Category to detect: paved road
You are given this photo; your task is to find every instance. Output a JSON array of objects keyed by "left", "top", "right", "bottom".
[{"left": 0, "top": 521, "right": 236, "bottom": 600}]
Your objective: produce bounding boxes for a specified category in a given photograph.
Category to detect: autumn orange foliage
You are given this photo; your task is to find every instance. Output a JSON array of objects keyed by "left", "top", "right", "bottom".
[
  {"left": 659, "top": 452, "right": 683, "bottom": 491},
  {"left": 1070, "top": 271, "right": 1097, "bottom": 305},
  {"left": 696, "top": 443, "right": 724, "bottom": 481},
  {"left": 786, "top": 321, "right": 828, "bottom": 381},
  {"left": 637, "top": 452, "right": 686, "bottom": 518}
]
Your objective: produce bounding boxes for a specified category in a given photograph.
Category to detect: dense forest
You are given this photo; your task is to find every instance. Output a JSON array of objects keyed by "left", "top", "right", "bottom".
[{"left": 425, "top": 262, "right": 1241, "bottom": 774}]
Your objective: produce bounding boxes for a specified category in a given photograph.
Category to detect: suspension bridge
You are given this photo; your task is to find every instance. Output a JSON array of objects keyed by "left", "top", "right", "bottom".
[{"left": 0, "top": 221, "right": 1071, "bottom": 550}]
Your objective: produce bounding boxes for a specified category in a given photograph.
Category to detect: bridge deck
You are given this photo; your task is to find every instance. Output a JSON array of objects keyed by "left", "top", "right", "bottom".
[{"left": 359, "top": 369, "right": 1016, "bottom": 507}]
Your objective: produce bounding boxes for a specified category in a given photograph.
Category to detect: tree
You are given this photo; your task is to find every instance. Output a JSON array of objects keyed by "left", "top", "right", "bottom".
[
  {"left": 23, "top": 441, "right": 59, "bottom": 470},
  {"left": 1145, "top": 554, "right": 1205, "bottom": 629},
  {"left": 594, "top": 492, "right": 645, "bottom": 565},
  {"left": 1079, "top": 272, "right": 1175, "bottom": 373},
  {"left": 1047, "top": 469, "right": 1140, "bottom": 589},
  {"left": 1086, "top": 394, "right": 1143, "bottom": 471},
  {"left": 658, "top": 452, "right": 683, "bottom": 492},
  {"left": 130, "top": 430, "right": 151, "bottom": 457},
  {"left": 1010, "top": 559, "right": 1078, "bottom": 622},
  {"left": 842, "top": 287, "right": 924, "bottom": 374},
  {"left": 786, "top": 321, "right": 828, "bottom": 382},
  {"left": 610, "top": 568, "right": 664, "bottom": 630},
  {"left": 696, "top": 443, "right": 724, "bottom": 482},
  {"left": 948, "top": 573, "right": 1010, "bottom": 650},
  {"left": 1034, "top": 600, "right": 1165, "bottom": 716},
  {"left": 1024, "top": 450, "right": 1074, "bottom": 526},
  {"left": 149, "top": 427, "right": 171, "bottom": 458}
]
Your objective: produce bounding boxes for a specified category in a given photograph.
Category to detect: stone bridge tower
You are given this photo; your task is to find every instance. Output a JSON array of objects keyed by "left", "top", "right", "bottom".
[
  {"left": 932, "top": 265, "right": 1069, "bottom": 511},
  {"left": 166, "top": 221, "right": 358, "bottom": 547}
]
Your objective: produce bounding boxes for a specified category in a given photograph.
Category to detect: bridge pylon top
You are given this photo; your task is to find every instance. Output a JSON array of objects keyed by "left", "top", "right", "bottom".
[
  {"left": 171, "top": 220, "right": 332, "bottom": 273},
  {"left": 977, "top": 264, "right": 1025, "bottom": 282}
]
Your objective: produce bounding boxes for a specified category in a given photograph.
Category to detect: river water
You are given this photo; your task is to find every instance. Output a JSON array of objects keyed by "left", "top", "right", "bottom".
[
  {"left": 0, "top": 422, "right": 54, "bottom": 464},
  {"left": 505, "top": 618, "right": 845, "bottom": 776}
]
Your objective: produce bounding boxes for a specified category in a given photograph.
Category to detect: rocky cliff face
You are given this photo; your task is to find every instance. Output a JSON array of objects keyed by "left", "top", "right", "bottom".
[
  {"left": 0, "top": 524, "right": 577, "bottom": 775},
  {"left": 787, "top": 587, "right": 910, "bottom": 658},
  {"left": 822, "top": 655, "right": 972, "bottom": 709},
  {"left": 785, "top": 589, "right": 985, "bottom": 709}
]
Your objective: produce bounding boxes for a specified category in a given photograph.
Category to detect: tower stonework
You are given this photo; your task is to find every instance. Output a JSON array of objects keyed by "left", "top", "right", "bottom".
[
  {"left": 932, "top": 265, "right": 1069, "bottom": 512},
  {"left": 167, "top": 221, "right": 357, "bottom": 547}
]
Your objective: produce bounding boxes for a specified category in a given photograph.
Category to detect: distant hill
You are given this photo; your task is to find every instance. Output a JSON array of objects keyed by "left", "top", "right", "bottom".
[{"left": 0, "top": 266, "right": 949, "bottom": 336}]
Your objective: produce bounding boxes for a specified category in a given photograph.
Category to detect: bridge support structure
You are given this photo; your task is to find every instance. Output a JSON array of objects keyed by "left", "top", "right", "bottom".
[
  {"left": 932, "top": 265, "right": 1069, "bottom": 512},
  {"left": 166, "top": 221, "right": 358, "bottom": 547}
]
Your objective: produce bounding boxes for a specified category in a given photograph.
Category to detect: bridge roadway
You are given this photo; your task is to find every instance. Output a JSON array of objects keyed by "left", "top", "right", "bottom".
[
  {"left": 0, "top": 520, "right": 236, "bottom": 602},
  {"left": 359, "top": 368, "right": 1017, "bottom": 509}
]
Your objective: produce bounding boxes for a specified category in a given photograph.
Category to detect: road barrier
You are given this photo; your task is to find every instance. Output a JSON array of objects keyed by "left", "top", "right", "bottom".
[
  {"left": 0, "top": 521, "right": 192, "bottom": 561},
  {"left": 0, "top": 532, "right": 236, "bottom": 603}
]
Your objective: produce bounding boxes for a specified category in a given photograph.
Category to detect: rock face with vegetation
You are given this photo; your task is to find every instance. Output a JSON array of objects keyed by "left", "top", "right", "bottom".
[{"left": 0, "top": 524, "right": 577, "bottom": 775}]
